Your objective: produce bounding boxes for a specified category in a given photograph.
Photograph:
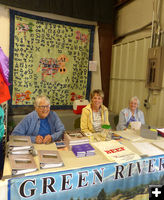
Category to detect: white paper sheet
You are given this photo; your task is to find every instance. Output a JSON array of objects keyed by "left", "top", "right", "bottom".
[
  {"left": 131, "top": 142, "right": 164, "bottom": 156},
  {"left": 151, "top": 141, "right": 164, "bottom": 150},
  {"left": 116, "top": 129, "right": 143, "bottom": 141}
]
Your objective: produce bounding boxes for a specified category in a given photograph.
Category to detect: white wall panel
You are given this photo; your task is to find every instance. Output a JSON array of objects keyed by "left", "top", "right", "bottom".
[
  {"left": 109, "top": 36, "right": 164, "bottom": 127},
  {"left": 111, "top": 0, "right": 164, "bottom": 128}
]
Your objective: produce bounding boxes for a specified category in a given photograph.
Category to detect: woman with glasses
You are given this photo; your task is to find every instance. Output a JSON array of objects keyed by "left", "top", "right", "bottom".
[
  {"left": 116, "top": 96, "right": 145, "bottom": 131},
  {"left": 12, "top": 95, "right": 65, "bottom": 144}
]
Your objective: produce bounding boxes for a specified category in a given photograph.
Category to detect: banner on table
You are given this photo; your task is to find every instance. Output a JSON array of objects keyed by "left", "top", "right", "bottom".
[
  {"left": 9, "top": 10, "right": 95, "bottom": 108},
  {"left": 8, "top": 155, "right": 164, "bottom": 200}
]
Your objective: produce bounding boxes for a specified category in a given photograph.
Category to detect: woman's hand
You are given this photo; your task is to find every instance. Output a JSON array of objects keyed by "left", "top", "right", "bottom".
[
  {"left": 43, "top": 134, "right": 52, "bottom": 144},
  {"left": 35, "top": 135, "right": 43, "bottom": 144}
]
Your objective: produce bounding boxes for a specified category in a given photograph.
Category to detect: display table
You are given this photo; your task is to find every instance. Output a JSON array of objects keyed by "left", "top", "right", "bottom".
[
  {"left": 2, "top": 143, "right": 111, "bottom": 179},
  {"left": 1, "top": 132, "right": 164, "bottom": 200}
]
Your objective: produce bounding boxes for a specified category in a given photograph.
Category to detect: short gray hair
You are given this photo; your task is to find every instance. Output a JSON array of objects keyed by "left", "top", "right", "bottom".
[
  {"left": 34, "top": 95, "right": 50, "bottom": 107},
  {"left": 129, "top": 96, "right": 140, "bottom": 107}
]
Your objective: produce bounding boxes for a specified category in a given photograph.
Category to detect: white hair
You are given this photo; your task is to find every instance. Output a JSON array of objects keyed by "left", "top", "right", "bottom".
[
  {"left": 34, "top": 95, "right": 50, "bottom": 107},
  {"left": 129, "top": 96, "right": 140, "bottom": 107}
]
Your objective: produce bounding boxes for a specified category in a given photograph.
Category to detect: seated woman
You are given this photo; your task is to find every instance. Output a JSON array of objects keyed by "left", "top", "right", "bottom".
[
  {"left": 116, "top": 96, "right": 145, "bottom": 131},
  {"left": 80, "top": 89, "right": 109, "bottom": 133},
  {"left": 12, "top": 95, "right": 65, "bottom": 144}
]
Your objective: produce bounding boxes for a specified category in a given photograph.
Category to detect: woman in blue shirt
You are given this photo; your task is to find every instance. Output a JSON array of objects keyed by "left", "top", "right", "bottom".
[
  {"left": 116, "top": 96, "right": 145, "bottom": 131},
  {"left": 12, "top": 95, "right": 65, "bottom": 144}
]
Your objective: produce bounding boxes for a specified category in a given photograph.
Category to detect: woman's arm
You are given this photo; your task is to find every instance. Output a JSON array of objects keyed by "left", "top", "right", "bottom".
[
  {"left": 116, "top": 110, "right": 127, "bottom": 131},
  {"left": 80, "top": 109, "right": 91, "bottom": 133},
  {"left": 49, "top": 112, "right": 65, "bottom": 142},
  {"left": 139, "top": 110, "right": 145, "bottom": 124}
]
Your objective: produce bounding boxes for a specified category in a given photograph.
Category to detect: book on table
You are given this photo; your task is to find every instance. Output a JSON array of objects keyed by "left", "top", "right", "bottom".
[
  {"left": 38, "top": 150, "right": 64, "bottom": 169},
  {"left": 92, "top": 140, "right": 141, "bottom": 163},
  {"left": 9, "top": 154, "right": 38, "bottom": 176},
  {"left": 55, "top": 141, "right": 66, "bottom": 148},
  {"left": 72, "top": 143, "right": 95, "bottom": 157},
  {"left": 55, "top": 141, "right": 68, "bottom": 151},
  {"left": 64, "top": 130, "right": 89, "bottom": 149}
]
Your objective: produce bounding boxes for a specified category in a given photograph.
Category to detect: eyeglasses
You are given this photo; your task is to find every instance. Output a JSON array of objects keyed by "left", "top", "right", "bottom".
[{"left": 37, "top": 105, "right": 50, "bottom": 110}]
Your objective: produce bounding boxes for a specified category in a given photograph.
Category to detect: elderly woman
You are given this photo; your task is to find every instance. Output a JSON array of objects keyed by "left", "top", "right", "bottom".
[
  {"left": 116, "top": 96, "right": 145, "bottom": 131},
  {"left": 80, "top": 89, "right": 109, "bottom": 133},
  {"left": 12, "top": 95, "right": 65, "bottom": 144}
]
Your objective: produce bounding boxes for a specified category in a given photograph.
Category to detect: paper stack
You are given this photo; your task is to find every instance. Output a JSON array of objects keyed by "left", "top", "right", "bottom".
[
  {"left": 116, "top": 129, "right": 143, "bottom": 141},
  {"left": 8, "top": 135, "right": 34, "bottom": 155},
  {"left": 38, "top": 150, "right": 64, "bottom": 169},
  {"left": 9, "top": 154, "right": 38, "bottom": 176},
  {"left": 64, "top": 130, "right": 89, "bottom": 149},
  {"left": 72, "top": 143, "right": 95, "bottom": 157},
  {"left": 93, "top": 140, "right": 141, "bottom": 163}
]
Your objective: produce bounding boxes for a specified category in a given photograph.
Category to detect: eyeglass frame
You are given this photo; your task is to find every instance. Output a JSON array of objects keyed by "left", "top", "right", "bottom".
[{"left": 37, "top": 105, "right": 50, "bottom": 110}]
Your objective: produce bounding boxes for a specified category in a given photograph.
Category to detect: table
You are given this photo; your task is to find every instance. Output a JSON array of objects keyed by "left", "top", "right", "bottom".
[{"left": 1, "top": 131, "right": 164, "bottom": 200}]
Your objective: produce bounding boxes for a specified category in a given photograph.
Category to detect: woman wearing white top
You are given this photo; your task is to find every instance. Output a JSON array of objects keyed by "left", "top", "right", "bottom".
[
  {"left": 116, "top": 96, "right": 145, "bottom": 131},
  {"left": 81, "top": 89, "right": 109, "bottom": 133}
]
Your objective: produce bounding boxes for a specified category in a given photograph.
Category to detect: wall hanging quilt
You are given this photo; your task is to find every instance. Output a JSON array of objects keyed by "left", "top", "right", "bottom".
[{"left": 9, "top": 10, "right": 95, "bottom": 108}]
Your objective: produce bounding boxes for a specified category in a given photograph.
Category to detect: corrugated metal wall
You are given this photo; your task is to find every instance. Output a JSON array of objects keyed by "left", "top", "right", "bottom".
[{"left": 109, "top": 36, "right": 164, "bottom": 127}]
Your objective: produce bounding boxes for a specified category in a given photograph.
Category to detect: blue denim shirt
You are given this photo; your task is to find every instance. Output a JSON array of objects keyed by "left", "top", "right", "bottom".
[
  {"left": 116, "top": 108, "right": 145, "bottom": 131},
  {"left": 12, "top": 110, "right": 65, "bottom": 143}
]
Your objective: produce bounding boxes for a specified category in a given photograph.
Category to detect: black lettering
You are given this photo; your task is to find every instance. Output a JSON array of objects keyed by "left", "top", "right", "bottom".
[
  {"left": 41, "top": 177, "right": 56, "bottom": 194},
  {"left": 78, "top": 171, "right": 88, "bottom": 188},
  {"left": 92, "top": 168, "right": 104, "bottom": 184},
  {"left": 61, "top": 173, "right": 73, "bottom": 191},
  {"left": 114, "top": 165, "right": 124, "bottom": 179},
  {"left": 19, "top": 179, "right": 36, "bottom": 198},
  {"left": 148, "top": 159, "right": 156, "bottom": 173},
  {"left": 128, "top": 163, "right": 133, "bottom": 177},
  {"left": 136, "top": 161, "right": 145, "bottom": 174},
  {"left": 159, "top": 158, "right": 164, "bottom": 171}
]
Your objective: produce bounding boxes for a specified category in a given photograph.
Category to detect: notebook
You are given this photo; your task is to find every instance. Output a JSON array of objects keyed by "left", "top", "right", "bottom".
[
  {"left": 8, "top": 135, "right": 33, "bottom": 151},
  {"left": 38, "top": 150, "right": 64, "bottom": 169},
  {"left": 9, "top": 154, "right": 37, "bottom": 176}
]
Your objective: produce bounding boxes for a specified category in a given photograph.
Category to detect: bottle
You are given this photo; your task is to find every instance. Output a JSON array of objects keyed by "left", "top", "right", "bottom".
[{"left": 101, "top": 124, "right": 112, "bottom": 140}]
